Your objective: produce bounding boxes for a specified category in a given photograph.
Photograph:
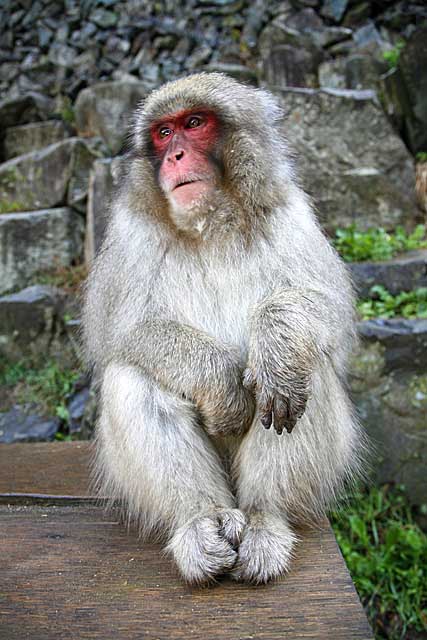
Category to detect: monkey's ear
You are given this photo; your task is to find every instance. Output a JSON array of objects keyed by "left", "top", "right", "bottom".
[{"left": 255, "top": 89, "right": 284, "bottom": 125}]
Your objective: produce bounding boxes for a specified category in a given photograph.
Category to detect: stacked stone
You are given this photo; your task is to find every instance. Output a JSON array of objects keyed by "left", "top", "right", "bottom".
[{"left": 0, "top": 0, "right": 426, "bottom": 508}]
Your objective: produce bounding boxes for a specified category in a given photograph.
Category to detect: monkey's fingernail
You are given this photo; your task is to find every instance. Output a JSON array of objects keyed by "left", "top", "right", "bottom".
[
  {"left": 261, "top": 414, "right": 272, "bottom": 429},
  {"left": 285, "top": 420, "right": 297, "bottom": 434}
]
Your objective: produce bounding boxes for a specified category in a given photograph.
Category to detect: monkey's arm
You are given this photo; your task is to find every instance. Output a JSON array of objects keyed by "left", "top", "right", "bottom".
[
  {"left": 245, "top": 286, "right": 355, "bottom": 435},
  {"left": 113, "top": 319, "right": 255, "bottom": 437}
]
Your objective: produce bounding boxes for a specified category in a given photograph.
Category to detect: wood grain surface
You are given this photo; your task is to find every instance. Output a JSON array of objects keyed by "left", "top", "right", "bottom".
[
  {"left": 0, "top": 443, "right": 374, "bottom": 640},
  {"left": 0, "top": 442, "right": 92, "bottom": 499}
]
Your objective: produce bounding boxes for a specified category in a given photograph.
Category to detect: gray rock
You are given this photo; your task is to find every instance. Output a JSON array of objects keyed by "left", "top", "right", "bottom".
[
  {"left": 90, "top": 8, "right": 118, "bottom": 28},
  {"left": 0, "top": 61, "right": 20, "bottom": 83},
  {"left": 3, "top": 120, "right": 70, "bottom": 160},
  {"left": 68, "top": 386, "right": 91, "bottom": 434},
  {"left": 48, "top": 43, "right": 77, "bottom": 68},
  {"left": 0, "top": 285, "right": 70, "bottom": 363},
  {"left": 0, "top": 138, "right": 98, "bottom": 213},
  {"left": 184, "top": 45, "right": 212, "bottom": 70},
  {"left": 383, "top": 27, "right": 427, "bottom": 155},
  {"left": 74, "top": 81, "right": 148, "bottom": 154},
  {"left": 344, "top": 53, "right": 385, "bottom": 90},
  {"left": 357, "top": 317, "right": 427, "bottom": 374},
  {"left": 85, "top": 157, "right": 122, "bottom": 264},
  {"left": 0, "top": 208, "right": 84, "bottom": 295},
  {"left": 319, "top": 52, "right": 385, "bottom": 91},
  {"left": 67, "top": 139, "right": 101, "bottom": 213},
  {"left": 320, "top": 0, "right": 349, "bottom": 22},
  {"left": 263, "top": 45, "right": 320, "bottom": 89},
  {"left": 204, "top": 63, "right": 257, "bottom": 85},
  {"left": 349, "top": 250, "right": 427, "bottom": 298},
  {"left": 279, "top": 88, "right": 417, "bottom": 231},
  {"left": 259, "top": 12, "right": 323, "bottom": 88},
  {"left": 351, "top": 319, "right": 427, "bottom": 506},
  {"left": 318, "top": 59, "right": 347, "bottom": 89},
  {"left": 352, "top": 21, "right": 384, "bottom": 53},
  {"left": 0, "top": 92, "right": 54, "bottom": 130},
  {"left": 0, "top": 408, "right": 59, "bottom": 443},
  {"left": 287, "top": 8, "right": 352, "bottom": 48},
  {"left": 342, "top": 2, "right": 371, "bottom": 27},
  {"left": 38, "top": 25, "right": 53, "bottom": 48}
]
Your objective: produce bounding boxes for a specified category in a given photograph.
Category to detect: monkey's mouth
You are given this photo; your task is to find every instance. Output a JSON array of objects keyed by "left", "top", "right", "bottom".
[
  {"left": 171, "top": 179, "right": 212, "bottom": 206},
  {"left": 173, "top": 179, "right": 201, "bottom": 190}
]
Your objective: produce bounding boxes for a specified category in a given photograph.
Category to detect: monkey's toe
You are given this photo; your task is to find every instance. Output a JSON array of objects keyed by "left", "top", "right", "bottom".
[
  {"left": 217, "top": 508, "right": 246, "bottom": 549},
  {"left": 167, "top": 512, "right": 239, "bottom": 585},
  {"left": 231, "top": 514, "right": 296, "bottom": 584}
]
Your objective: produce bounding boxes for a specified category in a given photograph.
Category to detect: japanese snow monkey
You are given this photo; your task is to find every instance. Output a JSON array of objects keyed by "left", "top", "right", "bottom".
[{"left": 83, "top": 73, "right": 363, "bottom": 585}]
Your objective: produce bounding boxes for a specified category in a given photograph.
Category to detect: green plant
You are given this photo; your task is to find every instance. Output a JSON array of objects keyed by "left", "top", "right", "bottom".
[
  {"left": 416, "top": 152, "right": 427, "bottom": 163},
  {"left": 382, "top": 41, "right": 405, "bottom": 69},
  {"left": 57, "top": 95, "right": 75, "bottom": 125},
  {"left": 357, "top": 286, "right": 427, "bottom": 320},
  {"left": 331, "top": 485, "right": 427, "bottom": 639},
  {"left": 333, "top": 225, "right": 427, "bottom": 263},
  {"left": 0, "top": 358, "right": 80, "bottom": 423},
  {"left": 0, "top": 200, "right": 26, "bottom": 214}
]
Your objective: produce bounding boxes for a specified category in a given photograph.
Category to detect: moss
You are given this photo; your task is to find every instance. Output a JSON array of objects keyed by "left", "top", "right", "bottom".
[
  {"left": 57, "top": 95, "right": 75, "bottom": 125},
  {"left": 350, "top": 343, "right": 386, "bottom": 392},
  {"left": 408, "top": 375, "right": 427, "bottom": 411},
  {"left": 0, "top": 200, "right": 26, "bottom": 214}
]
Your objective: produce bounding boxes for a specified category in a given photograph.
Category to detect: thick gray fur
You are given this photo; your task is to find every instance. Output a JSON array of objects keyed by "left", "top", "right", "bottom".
[{"left": 83, "top": 73, "right": 365, "bottom": 585}]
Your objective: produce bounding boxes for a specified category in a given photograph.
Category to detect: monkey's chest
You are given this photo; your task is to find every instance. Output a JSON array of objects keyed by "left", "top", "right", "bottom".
[{"left": 174, "top": 262, "right": 265, "bottom": 357}]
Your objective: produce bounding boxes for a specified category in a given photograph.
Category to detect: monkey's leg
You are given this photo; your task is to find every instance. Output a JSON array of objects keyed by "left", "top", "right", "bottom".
[
  {"left": 96, "top": 362, "right": 246, "bottom": 585},
  {"left": 232, "top": 366, "right": 361, "bottom": 584},
  {"left": 232, "top": 424, "right": 299, "bottom": 583}
]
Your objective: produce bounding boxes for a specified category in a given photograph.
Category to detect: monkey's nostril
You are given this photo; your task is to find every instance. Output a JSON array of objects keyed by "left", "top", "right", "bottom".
[{"left": 175, "top": 150, "right": 184, "bottom": 161}]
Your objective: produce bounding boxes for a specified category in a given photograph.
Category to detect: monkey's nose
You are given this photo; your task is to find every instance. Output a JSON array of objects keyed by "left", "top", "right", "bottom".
[{"left": 168, "top": 149, "right": 184, "bottom": 163}]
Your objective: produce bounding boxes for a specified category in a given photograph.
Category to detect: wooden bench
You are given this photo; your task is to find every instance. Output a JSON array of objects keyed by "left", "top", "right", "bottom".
[{"left": 0, "top": 442, "right": 373, "bottom": 639}]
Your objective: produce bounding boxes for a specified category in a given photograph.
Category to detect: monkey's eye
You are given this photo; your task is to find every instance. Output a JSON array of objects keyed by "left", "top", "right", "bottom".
[
  {"left": 186, "top": 116, "right": 203, "bottom": 129},
  {"left": 158, "top": 126, "right": 173, "bottom": 139}
]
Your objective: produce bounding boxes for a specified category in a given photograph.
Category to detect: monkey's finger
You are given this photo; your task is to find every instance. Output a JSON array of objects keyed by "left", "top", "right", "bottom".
[
  {"left": 260, "top": 410, "right": 273, "bottom": 429},
  {"left": 259, "top": 395, "right": 274, "bottom": 430},
  {"left": 272, "top": 396, "right": 288, "bottom": 435},
  {"left": 285, "top": 418, "right": 298, "bottom": 434}
]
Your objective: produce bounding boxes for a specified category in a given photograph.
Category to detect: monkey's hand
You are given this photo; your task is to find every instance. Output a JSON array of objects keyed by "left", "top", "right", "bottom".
[
  {"left": 245, "top": 292, "right": 319, "bottom": 435},
  {"left": 243, "top": 359, "right": 310, "bottom": 435}
]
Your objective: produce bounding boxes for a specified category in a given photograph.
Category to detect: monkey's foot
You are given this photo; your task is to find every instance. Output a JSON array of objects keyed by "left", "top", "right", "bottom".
[
  {"left": 167, "top": 508, "right": 246, "bottom": 585},
  {"left": 231, "top": 513, "right": 296, "bottom": 584}
]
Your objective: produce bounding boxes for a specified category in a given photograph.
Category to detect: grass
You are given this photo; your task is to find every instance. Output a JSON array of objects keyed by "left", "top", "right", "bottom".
[
  {"left": 0, "top": 358, "right": 81, "bottom": 427},
  {"left": 357, "top": 286, "right": 427, "bottom": 320},
  {"left": 333, "top": 225, "right": 427, "bottom": 263},
  {"left": 331, "top": 484, "right": 427, "bottom": 639}
]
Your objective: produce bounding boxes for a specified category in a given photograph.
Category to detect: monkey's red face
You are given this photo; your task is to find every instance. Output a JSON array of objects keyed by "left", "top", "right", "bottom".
[{"left": 151, "top": 110, "right": 220, "bottom": 209}]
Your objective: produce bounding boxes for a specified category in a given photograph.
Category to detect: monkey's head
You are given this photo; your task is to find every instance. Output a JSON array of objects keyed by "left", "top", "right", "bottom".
[{"left": 129, "top": 73, "right": 291, "bottom": 239}]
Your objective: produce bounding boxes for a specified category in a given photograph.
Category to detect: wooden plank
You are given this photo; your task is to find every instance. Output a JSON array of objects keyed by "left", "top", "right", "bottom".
[
  {"left": 0, "top": 442, "right": 92, "bottom": 498},
  {"left": 0, "top": 443, "right": 374, "bottom": 639},
  {"left": 0, "top": 504, "right": 373, "bottom": 640}
]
